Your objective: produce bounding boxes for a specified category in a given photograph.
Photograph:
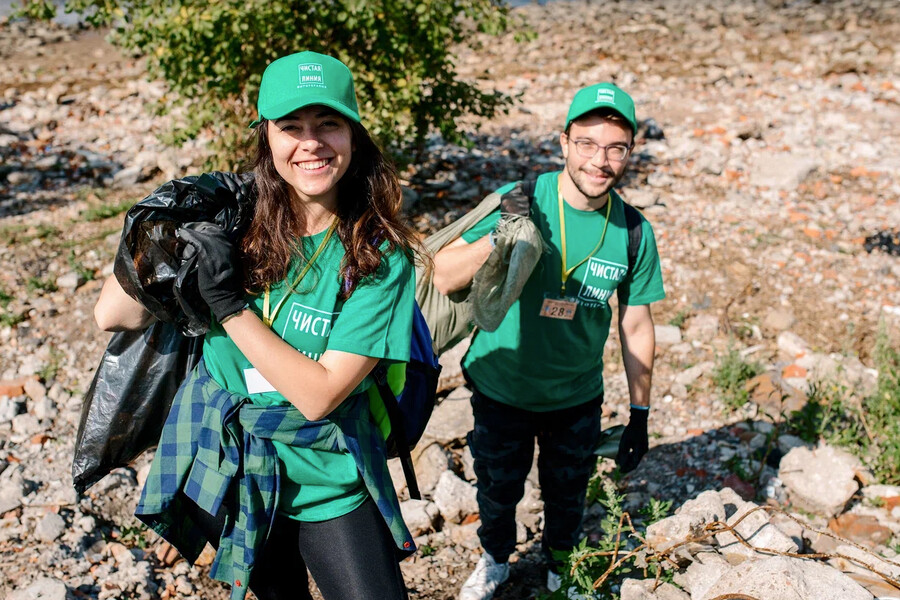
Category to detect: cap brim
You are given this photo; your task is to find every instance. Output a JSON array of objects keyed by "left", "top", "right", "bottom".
[
  {"left": 567, "top": 107, "right": 637, "bottom": 134},
  {"left": 249, "top": 97, "right": 361, "bottom": 129}
]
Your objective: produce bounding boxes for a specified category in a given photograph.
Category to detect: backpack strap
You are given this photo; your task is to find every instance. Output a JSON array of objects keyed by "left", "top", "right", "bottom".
[
  {"left": 372, "top": 365, "right": 421, "bottom": 500},
  {"left": 622, "top": 201, "right": 643, "bottom": 273}
]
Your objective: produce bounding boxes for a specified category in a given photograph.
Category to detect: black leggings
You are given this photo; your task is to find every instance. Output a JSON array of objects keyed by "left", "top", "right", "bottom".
[{"left": 185, "top": 494, "right": 408, "bottom": 600}]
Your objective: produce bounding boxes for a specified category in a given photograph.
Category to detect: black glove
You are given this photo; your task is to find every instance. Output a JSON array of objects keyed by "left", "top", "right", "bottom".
[
  {"left": 176, "top": 222, "right": 246, "bottom": 323},
  {"left": 615, "top": 406, "right": 649, "bottom": 473}
]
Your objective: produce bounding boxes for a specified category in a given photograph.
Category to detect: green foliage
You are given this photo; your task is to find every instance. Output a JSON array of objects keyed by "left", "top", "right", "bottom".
[
  {"left": 784, "top": 323, "right": 900, "bottom": 484},
  {"left": 419, "top": 544, "right": 435, "bottom": 557},
  {"left": 546, "top": 479, "right": 676, "bottom": 599},
  {"left": 712, "top": 348, "right": 763, "bottom": 410},
  {"left": 37, "top": 346, "right": 65, "bottom": 382},
  {"left": 26, "top": 276, "right": 58, "bottom": 294},
  {"left": 80, "top": 198, "right": 134, "bottom": 222},
  {"left": 67, "top": 251, "right": 96, "bottom": 283},
  {"left": 0, "top": 311, "right": 27, "bottom": 328},
  {"left": 667, "top": 309, "right": 689, "bottom": 329},
  {"left": 0, "top": 223, "right": 60, "bottom": 246},
  {"left": 0, "top": 286, "right": 12, "bottom": 309},
  {"left": 21, "top": 0, "right": 521, "bottom": 166}
]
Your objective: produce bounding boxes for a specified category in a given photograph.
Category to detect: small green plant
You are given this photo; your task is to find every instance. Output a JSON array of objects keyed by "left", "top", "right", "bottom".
[
  {"left": 548, "top": 480, "right": 678, "bottom": 599},
  {"left": 712, "top": 347, "right": 763, "bottom": 410},
  {"left": 37, "top": 346, "right": 65, "bottom": 382},
  {"left": 724, "top": 455, "right": 753, "bottom": 482},
  {"left": 0, "top": 286, "right": 12, "bottom": 309},
  {"left": 419, "top": 544, "right": 435, "bottom": 557},
  {"left": 80, "top": 198, "right": 134, "bottom": 222},
  {"left": 0, "top": 223, "right": 60, "bottom": 246},
  {"left": 783, "top": 322, "right": 900, "bottom": 484},
  {"left": 26, "top": 276, "right": 58, "bottom": 294},
  {"left": 0, "top": 311, "right": 26, "bottom": 328},
  {"left": 668, "top": 309, "right": 689, "bottom": 329},
  {"left": 68, "top": 251, "right": 96, "bottom": 283},
  {"left": 116, "top": 523, "right": 154, "bottom": 549}
]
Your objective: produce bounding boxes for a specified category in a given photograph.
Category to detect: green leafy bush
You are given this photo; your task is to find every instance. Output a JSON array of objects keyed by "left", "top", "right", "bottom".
[
  {"left": 785, "top": 323, "right": 900, "bottom": 484},
  {"left": 712, "top": 347, "right": 763, "bottom": 410},
  {"left": 19, "top": 0, "right": 521, "bottom": 165}
]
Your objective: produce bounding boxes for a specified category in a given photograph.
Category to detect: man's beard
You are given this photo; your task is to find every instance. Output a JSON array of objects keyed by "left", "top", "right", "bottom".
[{"left": 567, "top": 163, "right": 623, "bottom": 201}]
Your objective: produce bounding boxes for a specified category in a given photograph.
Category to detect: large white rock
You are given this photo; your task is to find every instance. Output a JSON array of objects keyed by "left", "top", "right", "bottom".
[
  {"left": 413, "top": 443, "right": 451, "bottom": 497},
  {"left": 620, "top": 579, "right": 690, "bottom": 600},
  {"left": 699, "top": 556, "right": 873, "bottom": 600},
  {"left": 7, "top": 577, "right": 68, "bottom": 600},
  {"left": 749, "top": 153, "right": 819, "bottom": 190},
  {"left": 399, "top": 499, "right": 439, "bottom": 537},
  {"left": 714, "top": 492, "right": 798, "bottom": 561},
  {"left": 433, "top": 471, "right": 478, "bottom": 524},
  {"left": 421, "top": 389, "right": 474, "bottom": 445},
  {"left": 655, "top": 324, "right": 683, "bottom": 347},
  {"left": 673, "top": 552, "right": 731, "bottom": 600},
  {"left": 779, "top": 444, "right": 861, "bottom": 517}
]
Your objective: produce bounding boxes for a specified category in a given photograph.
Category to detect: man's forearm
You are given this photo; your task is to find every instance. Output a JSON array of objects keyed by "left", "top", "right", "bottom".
[{"left": 619, "top": 305, "right": 656, "bottom": 407}]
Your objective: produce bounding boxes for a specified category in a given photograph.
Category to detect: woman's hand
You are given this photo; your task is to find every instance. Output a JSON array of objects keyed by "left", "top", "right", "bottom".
[{"left": 176, "top": 222, "right": 247, "bottom": 323}]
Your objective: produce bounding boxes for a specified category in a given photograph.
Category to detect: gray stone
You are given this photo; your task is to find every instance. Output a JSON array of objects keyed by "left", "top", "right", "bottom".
[
  {"left": 11, "top": 412, "right": 40, "bottom": 435},
  {"left": 620, "top": 579, "right": 690, "bottom": 600},
  {"left": 674, "top": 362, "right": 712, "bottom": 387},
  {"left": 779, "top": 445, "right": 861, "bottom": 517},
  {"left": 433, "top": 471, "right": 478, "bottom": 524},
  {"left": 695, "top": 147, "right": 726, "bottom": 175},
  {"left": 763, "top": 308, "right": 796, "bottom": 331},
  {"left": 34, "top": 512, "right": 66, "bottom": 542},
  {"left": 699, "top": 556, "right": 873, "bottom": 600},
  {"left": 655, "top": 324, "right": 683, "bottom": 346},
  {"left": 0, "top": 397, "right": 22, "bottom": 423},
  {"left": 447, "top": 521, "right": 481, "bottom": 550},
  {"left": 32, "top": 397, "right": 57, "bottom": 421},
  {"left": 23, "top": 378, "right": 46, "bottom": 402},
  {"left": 777, "top": 434, "right": 809, "bottom": 455},
  {"left": 622, "top": 188, "right": 658, "bottom": 208},
  {"left": 7, "top": 577, "right": 68, "bottom": 600},
  {"left": 422, "top": 393, "right": 474, "bottom": 446},
  {"left": 111, "top": 164, "right": 143, "bottom": 187},
  {"left": 400, "top": 499, "right": 439, "bottom": 536},
  {"left": 6, "top": 171, "right": 37, "bottom": 186},
  {"left": 684, "top": 314, "right": 719, "bottom": 343},
  {"left": 401, "top": 186, "right": 420, "bottom": 212},
  {"left": 437, "top": 337, "right": 470, "bottom": 392},
  {"left": 777, "top": 331, "right": 810, "bottom": 359},
  {"left": 55, "top": 270, "right": 85, "bottom": 291},
  {"left": 749, "top": 154, "right": 819, "bottom": 190},
  {"left": 460, "top": 445, "right": 476, "bottom": 482},
  {"left": 411, "top": 442, "right": 449, "bottom": 497},
  {"left": 673, "top": 552, "right": 731, "bottom": 599},
  {"left": 0, "top": 465, "right": 25, "bottom": 514}
]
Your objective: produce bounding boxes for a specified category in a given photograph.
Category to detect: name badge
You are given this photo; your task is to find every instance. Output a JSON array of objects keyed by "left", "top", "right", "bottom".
[
  {"left": 244, "top": 368, "right": 277, "bottom": 395},
  {"left": 539, "top": 297, "right": 577, "bottom": 320}
]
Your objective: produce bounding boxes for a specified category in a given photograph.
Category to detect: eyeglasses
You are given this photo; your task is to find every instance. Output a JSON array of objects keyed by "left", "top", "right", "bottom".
[{"left": 570, "top": 140, "right": 632, "bottom": 162}]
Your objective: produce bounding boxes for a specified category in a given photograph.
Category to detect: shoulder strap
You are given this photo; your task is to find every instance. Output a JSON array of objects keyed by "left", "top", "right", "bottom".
[
  {"left": 372, "top": 365, "right": 421, "bottom": 500},
  {"left": 622, "top": 201, "right": 643, "bottom": 273}
]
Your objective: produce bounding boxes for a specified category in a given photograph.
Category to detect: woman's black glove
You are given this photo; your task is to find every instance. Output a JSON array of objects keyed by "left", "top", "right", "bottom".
[
  {"left": 615, "top": 406, "right": 649, "bottom": 473},
  {"left": 176, "top": 222, "right": 246, "bottom": 323}
]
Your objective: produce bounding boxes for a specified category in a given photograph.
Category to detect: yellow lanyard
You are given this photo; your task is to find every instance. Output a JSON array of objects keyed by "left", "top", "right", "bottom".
[
  {"left": 557, "top": 174, "right": 612, "bottom": 296},
  {"left": 262, "top": 218, "right": 337, "bottom": 327}
]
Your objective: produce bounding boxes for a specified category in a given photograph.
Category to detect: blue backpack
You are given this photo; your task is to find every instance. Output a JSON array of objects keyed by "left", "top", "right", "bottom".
[{"left": 369, "top": 303, "right": 441, "bottom": 500}]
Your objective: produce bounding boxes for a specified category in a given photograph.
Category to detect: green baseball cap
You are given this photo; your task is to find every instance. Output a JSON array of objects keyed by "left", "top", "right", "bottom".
[
  {"left": 565, "top": 82, "right": 637, "bottom": 134},
  {"left": 249, "top": 51, "right": 360, "bottom": 128}
]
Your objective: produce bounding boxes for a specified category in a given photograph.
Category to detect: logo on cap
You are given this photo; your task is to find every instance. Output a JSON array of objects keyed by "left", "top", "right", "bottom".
[
  {"left": 297, "top": 63, "right": 325, "bottom": 89},
  {"left": 596, "top": 89, "right": 616, "bottom": 105}
]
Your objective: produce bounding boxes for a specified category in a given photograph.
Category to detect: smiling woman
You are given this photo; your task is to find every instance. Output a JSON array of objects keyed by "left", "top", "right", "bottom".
[{"left": 93, "top": 51, "right": 419, "bottom": 600}]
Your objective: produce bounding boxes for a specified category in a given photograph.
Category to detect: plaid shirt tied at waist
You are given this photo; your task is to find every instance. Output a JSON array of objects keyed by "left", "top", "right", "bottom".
[{"left": 135, "top": 359, "right": 414, "bottom": 600}]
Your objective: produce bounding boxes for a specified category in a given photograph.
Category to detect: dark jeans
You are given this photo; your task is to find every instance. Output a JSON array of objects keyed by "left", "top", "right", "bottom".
[
  {"left": 467, "top": 388, "right": 603, "bottom": 568},
  {"left": 185, "top": 494, "right": 408, "bottom": 600}
]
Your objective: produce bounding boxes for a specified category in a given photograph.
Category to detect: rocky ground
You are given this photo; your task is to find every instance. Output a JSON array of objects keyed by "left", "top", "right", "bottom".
[{"left": 1, "top": 0, "right": 899, "bottom": 598}]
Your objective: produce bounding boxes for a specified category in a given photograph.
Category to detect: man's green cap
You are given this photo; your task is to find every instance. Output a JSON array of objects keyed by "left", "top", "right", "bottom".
[
  {"left": 565, "top": 82, "right": 637, "bottom": 134},
  {"left": 249, "top": 51, "right": 360, "bottom": 128}
]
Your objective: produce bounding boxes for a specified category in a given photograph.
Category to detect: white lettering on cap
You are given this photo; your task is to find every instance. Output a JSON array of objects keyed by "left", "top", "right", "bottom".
[
  {"left": 297, "top": 63, "right": 326, "bottom": 88},
  {"left": 596, "top": 89, "right": 616, "bottom": 105}
]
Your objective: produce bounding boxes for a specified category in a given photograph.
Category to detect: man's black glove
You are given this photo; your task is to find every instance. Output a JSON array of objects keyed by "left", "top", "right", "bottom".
[
  {"left": 615, "top": 406, "right": 649, "bottom": 473},
  {"left": 176, "top": 222, "right": 246, "bottom": 323}
]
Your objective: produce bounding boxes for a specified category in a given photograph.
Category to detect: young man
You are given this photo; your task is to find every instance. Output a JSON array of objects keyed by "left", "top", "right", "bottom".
[{"left": 433, "top": 83, "right": 665, "bottom": 600}]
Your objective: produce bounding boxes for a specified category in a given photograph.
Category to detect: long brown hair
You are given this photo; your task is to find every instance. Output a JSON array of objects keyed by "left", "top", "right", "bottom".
[{"left": 241, "top": 116, "right": 419, "bottom": 298}]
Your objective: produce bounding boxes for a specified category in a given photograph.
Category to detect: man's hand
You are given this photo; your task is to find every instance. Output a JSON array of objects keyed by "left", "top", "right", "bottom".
[
  {"left": 176, "top": 222, "right": 246, "bottom": 323},
  {"left": 615, "top": 406, "right": 649, "bottom": 473}
]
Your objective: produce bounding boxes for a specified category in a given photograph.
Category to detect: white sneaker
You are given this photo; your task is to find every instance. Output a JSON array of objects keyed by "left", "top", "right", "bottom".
[
  {"left": 458, "top": 553, "right": 510, "bottom": 600},
  {"left": 547, "top": 570, "right": 593, "bottom": 599}
]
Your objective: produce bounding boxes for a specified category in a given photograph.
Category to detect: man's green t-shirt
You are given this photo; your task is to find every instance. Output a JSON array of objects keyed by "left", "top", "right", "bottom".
[
  {"left": 202, "top": 228, "right": 414, "bottom": 521},
  {"left": 460, "top": 171, "right": 665, "bottom": 411}
]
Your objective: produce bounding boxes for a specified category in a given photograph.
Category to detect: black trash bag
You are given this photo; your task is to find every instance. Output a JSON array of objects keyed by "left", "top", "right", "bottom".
[
  {"left": 72, "top": 320, "right": 204, "bottom": 494},
  {"left": 114, "top": 171, "right": 256, "bottom": 337},
  {"left": 73, "top": 172, "right": 255, "bottom": 493}
]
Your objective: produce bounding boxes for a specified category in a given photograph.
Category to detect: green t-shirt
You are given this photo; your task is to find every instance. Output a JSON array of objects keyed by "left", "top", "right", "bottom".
[
  {"left": 460, "top": 172, "right": 665, "bottom": 411},
  {"left": 203, "top": 228, "right": 414, "bottom": 521}
]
